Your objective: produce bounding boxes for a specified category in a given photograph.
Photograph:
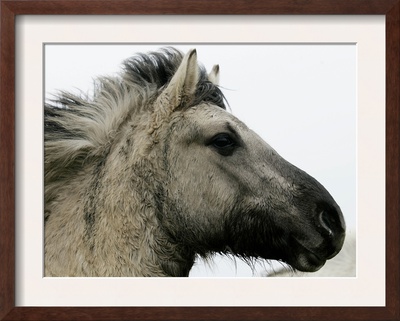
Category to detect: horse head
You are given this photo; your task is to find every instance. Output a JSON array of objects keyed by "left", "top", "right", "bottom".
[{"left": 149, "top": 49, "right": 346, "bottom": 273}]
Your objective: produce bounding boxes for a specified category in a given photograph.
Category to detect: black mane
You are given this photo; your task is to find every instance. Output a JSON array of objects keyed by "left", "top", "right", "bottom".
[
  {"left": 45, "top": 48, "right": 227, "bottom": 144},
  {"left": 123, "top": 48, "right": 227, "bottom": 109}
]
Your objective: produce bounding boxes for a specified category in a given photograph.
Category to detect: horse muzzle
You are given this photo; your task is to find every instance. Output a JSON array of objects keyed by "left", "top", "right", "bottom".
[{"left": 288, "top": 201, "right": 346, "bottom": 272}]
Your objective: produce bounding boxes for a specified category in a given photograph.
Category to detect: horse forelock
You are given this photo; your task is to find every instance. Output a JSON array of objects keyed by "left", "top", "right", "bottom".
[{"left": 123, "top": 48, "right": 227, "bottom": 109}]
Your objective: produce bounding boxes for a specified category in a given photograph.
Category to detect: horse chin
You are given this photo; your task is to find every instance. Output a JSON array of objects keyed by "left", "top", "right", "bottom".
[
  {"left": 288, "top": 252, "right": 326, "bottom": 272},
  {"left": 284, "top": 239, "right": 328, "bottom": 272}
]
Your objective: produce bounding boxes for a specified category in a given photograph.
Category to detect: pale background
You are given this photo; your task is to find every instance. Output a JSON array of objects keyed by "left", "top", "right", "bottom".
[{"left": 45, "top": 44, "right": 357, "bottom": 277}]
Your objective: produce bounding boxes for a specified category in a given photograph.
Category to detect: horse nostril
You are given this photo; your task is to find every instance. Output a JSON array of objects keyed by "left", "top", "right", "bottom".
[
  {"left": 315, "top": 202, "right": 346, "bottom": 259},
  {"left": 317, "top": 203, "right": 345, "bottom": 238},
  {"left": 319, "top": 210, "right": 335, "bottom": 237}
]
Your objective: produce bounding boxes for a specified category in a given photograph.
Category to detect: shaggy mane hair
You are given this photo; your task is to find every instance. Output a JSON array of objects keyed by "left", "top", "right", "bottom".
[{"left": 44, "top": 48, "right": 226, "bottom": 206}]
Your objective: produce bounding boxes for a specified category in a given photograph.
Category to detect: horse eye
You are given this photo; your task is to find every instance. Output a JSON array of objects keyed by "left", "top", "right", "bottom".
[
  {"left": 212, "top": 135, "right": 234, "bottom": 148},
  {"left": 209, "top": 134, "right": 236, "bottom": 156}
]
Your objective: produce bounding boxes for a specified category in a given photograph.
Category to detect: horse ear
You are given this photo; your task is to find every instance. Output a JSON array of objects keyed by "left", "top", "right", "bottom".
[
  {"left": 208, "top": 64, "right": 220, "bottom": 85},
  {"left": 156, "top": 49, "right": 199, "bottom": 112}
]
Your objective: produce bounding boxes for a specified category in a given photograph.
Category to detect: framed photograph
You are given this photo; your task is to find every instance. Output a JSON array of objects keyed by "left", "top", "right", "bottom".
[{"left": 1, "top": 1, "right": 399, "bottom": 320}]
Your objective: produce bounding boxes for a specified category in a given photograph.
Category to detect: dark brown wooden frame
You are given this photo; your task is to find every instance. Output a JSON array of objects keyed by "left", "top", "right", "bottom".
[{"left": 1, "top": 1, "right": 399, "bottom": 320}]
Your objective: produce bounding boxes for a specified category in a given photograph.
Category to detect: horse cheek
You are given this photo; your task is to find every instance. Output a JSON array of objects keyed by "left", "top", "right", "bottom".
[{"left": 163, "top": 147, "right": 234, "bottom": 249}]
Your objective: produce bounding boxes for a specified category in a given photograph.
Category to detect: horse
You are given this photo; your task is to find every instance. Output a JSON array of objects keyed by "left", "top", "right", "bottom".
[{"left": 44, "top": 48, "right": 346, "bottom": 277}]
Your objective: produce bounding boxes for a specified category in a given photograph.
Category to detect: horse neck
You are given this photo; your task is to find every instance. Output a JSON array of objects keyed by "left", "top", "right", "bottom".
[
  {"left": 45, "top": 111, "right": 195, "bottom": 276},
  {"left": 81, "top": 138, "right": 194, "bottom": 277}
]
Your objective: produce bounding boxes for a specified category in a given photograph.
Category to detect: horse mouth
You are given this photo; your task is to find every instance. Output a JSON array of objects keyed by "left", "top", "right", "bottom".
[
  {"left": 285, "top": 228, "right": 345, "bottom": 272},
  {"left": 290, "top": 251, "right": 326, "bottom": 272},
  {"left": 286, "top": 242, "right": 328, "bottom": 272}
]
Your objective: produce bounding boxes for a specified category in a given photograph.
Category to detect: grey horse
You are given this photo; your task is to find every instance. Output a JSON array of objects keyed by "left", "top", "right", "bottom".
[{"left": 44, "top": 48, "right": 345, "bottom": 277}]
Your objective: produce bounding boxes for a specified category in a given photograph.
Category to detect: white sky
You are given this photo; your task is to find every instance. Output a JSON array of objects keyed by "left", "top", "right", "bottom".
[{"left": 45, "top": 44, "right": 356, "bottom": 277}]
